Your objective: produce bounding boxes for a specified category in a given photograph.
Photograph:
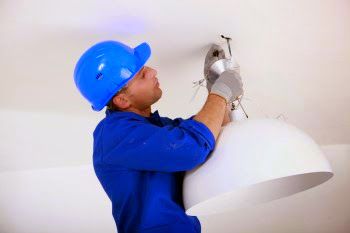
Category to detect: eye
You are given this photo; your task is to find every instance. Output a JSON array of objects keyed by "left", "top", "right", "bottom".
[{"left": 141, "top": 69, "right": 146, "bottom": 79}]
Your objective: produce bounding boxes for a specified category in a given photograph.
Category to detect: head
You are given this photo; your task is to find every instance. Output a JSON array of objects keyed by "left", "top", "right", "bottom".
[{"left": 107, "top": 66, "right": 162, "bottom": 112}]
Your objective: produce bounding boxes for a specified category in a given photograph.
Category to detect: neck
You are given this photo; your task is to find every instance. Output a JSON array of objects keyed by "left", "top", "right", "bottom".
[{"left": 128, "top": 106, "right": 152, "bottom": 117}]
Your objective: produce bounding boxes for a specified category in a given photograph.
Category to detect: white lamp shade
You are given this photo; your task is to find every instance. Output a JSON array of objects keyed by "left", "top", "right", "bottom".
[{"left": 183, "top": 118, "right": 333, "bottom": 216}]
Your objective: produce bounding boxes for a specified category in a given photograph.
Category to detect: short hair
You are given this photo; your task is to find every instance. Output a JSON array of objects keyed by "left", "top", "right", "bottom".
[{"left": 106, "top": 83, "right": 129, "bottom": 111}]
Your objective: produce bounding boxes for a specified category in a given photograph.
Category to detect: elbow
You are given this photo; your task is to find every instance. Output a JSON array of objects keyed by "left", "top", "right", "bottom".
[
  {"left": 189, "top": 146, "right": 213, "bottom": 170},
  {"left": 199, "top": 146, "right": 213, "bottom": 164}
]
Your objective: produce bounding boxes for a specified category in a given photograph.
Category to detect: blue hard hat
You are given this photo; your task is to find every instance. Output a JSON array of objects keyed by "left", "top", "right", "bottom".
[{"left": 74, "top": 40, "right": 151, "bottom": 111}]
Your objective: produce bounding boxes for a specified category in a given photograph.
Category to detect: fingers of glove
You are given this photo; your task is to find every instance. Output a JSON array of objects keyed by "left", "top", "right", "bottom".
[
  {"left": 210, "top": 81, "right": 233, "bottom": 103},
  {"left": 217, "top": 70, "right": 243, "bottom": 86},
  {"left": 219, "top": 70, "right": 241, "bottom": 80},
  {"left": 206, "top": 69, "right": 243, "bottom": 95},
  {"left": 206, "top": 69, "right": 241, "bottom": 89},
  {"left": 216, "top": 70, "right": 243, "bottom": 99}
]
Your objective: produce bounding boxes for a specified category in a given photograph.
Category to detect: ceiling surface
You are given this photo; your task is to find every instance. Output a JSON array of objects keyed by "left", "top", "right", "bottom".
[{"left": 0, "top": 0, "right": 349, "bottom": 171}]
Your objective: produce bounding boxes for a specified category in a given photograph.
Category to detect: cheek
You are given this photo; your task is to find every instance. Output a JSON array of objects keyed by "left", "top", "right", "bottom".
[
  {"left": 136, "top": 84, "right": 155, "bottom": 99},
  {"left": 141, "top": 80, "right": 156, "bottom": 92}
]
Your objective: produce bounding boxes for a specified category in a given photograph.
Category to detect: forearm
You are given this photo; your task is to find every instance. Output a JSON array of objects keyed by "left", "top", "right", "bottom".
[
  {"left": 193, "top": 93, "right": 226, "bottom": 141},
  {"left": 222, "top": 105, "right": 231, "bottom": 126}
]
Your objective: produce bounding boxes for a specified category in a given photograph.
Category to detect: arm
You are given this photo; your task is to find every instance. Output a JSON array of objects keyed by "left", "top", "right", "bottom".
[
  {"left": 222, "top": 104, "right": 232, "bottom": 126},
  {"left": 198, "top": 68, "right": 243, "bottom": 133},
  {"left": 193, "top": 93, "right": 227, "bottom": 141},
  {"left": 101, "top": 117, "right": 215, "bottom": 172}
]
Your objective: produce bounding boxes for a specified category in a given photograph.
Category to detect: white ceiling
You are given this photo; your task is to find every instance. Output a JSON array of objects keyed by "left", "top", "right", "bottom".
[{"left": 0, "top": 0, "right": 349, "bottom": 159}]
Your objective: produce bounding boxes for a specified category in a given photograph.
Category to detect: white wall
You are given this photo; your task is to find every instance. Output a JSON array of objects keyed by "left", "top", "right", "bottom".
[
  {"left": 0, "top": 109, "right": 102, "bottom": 172},
  {"left": 0, "top": 165, "right": 115, "bottom": 233},
  {"left": 0, "top": 145, "right": 349, "bottom": 233}
]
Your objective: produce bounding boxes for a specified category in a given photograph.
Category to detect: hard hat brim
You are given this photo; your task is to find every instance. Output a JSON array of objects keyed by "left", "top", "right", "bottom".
[{"left": 134, "top": 42, "right": 151, "bottom": 66}]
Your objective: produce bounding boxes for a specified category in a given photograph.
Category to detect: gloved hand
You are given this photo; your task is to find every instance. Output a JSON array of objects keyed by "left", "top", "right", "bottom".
[{"left": 210, "top": 70, "right": 243, "bottom": 103}]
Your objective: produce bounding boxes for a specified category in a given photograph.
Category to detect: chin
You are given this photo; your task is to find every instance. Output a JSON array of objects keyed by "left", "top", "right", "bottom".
[{"left": 154, "top": 90, "right": 162, "bottom": 102}]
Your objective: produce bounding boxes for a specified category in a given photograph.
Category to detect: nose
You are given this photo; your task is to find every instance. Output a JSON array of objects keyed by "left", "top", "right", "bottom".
[
  {"left": 149, "top": 68, "right": 157, "bottom": 77},
  {"left": 145, "top": 67, "right": 157, "bottom": 80}
]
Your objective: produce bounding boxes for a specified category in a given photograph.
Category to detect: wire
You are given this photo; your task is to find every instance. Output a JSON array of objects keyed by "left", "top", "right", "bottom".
[
  {"left": 229, "top": 93, "right": 249, "bottom": 118},
  {"left": 190, "top": 78, "right": 206, "bottom": 102}
]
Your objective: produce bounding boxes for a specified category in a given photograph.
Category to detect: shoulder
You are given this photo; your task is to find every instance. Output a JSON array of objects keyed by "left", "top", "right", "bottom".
[
  {"left": 93, "top": 111, "right": 149, "bottom": 140},
  {"left": 159, "top": 114, "right": 196, "bottom": 126},
  {"left": 93, "top": 112, "right": 151, "bottom": 164}
]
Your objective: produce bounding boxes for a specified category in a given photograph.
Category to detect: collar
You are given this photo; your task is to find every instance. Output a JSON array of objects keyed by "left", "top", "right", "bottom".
[
  {"left": 147, "top": 110, "right": 160, "bottom": 120},
  {"left": 105, "top": 109, "right": 161, "bottom": 120}
]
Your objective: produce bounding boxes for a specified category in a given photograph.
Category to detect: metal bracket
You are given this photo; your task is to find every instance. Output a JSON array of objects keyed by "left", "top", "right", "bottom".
[{"left": 221, "top": 34, "right": 232, "bottom": 58}]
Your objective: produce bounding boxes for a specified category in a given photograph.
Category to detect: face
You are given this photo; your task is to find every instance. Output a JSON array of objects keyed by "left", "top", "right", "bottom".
[{"left": 113, "top": 66, "right": 162, "bottom": 111}]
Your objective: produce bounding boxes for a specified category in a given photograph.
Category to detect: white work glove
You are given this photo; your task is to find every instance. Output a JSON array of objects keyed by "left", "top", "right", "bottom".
[{"left": 210, "top": 70, "right": 243, "bottom": 103}]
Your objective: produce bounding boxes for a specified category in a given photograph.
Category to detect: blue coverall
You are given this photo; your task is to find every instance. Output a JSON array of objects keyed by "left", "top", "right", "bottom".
[{"left": 93, "top": 109, "right": 215, "bottom": 233}]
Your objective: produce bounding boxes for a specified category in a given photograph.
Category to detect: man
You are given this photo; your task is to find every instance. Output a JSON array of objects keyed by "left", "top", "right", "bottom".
[{"left": 74, "top": 40, "right": 243, "bottom": 233}]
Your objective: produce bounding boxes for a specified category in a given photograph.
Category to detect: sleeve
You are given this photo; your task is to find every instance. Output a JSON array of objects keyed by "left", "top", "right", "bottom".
[
  {"left": 101, "top": 117, "right": 215, "bottom": 172},
  {"left": 161, "top": 114, "right": 196, "bottom": 126}
]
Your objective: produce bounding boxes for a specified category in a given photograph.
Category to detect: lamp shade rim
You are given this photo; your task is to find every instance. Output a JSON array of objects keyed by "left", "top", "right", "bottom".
[{"left": 185, "top": 171, "right": 333, "bottom": 216}]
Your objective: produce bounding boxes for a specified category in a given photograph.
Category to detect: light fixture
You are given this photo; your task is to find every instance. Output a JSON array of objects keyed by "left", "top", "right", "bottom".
[
  {"left": 184, "top": 37, "right": 333, "bottom": 215},
  {"left": 183, "top": 107, "right": 333, "bottom": 216}
]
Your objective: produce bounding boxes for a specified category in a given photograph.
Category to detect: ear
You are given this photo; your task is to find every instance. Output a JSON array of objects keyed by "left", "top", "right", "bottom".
[{"left": 112, "top": 93, "right": 131, "bottom": 110}]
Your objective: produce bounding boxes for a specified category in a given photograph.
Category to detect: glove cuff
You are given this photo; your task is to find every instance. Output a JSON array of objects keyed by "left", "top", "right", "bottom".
[{"left": 210, "top": 82, "right": 232, "bottom": 104}]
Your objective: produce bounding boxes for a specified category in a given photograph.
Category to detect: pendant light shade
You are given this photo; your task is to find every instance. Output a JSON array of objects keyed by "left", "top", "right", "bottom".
[{"left": 183, "top": 115, "right": 333, "bottom": 216}]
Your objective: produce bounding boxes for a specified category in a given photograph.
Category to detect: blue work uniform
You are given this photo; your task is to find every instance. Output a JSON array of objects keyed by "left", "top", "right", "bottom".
[{"left": 93, "top": 109, "right": 215, "bottom": 233}]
